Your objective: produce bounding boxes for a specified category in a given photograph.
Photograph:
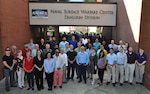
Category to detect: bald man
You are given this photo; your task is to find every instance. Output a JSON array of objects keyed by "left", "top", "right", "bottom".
[
  {"left": 125, "top": 47, "right": 138, "bottom": 85},
  {"left": 76, "top": 46, "right": 89, "bottom": 84}
]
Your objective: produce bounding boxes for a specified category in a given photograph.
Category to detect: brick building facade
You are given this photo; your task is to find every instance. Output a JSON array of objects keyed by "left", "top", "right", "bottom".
[
  {"left": 0, "top": 0, "right": 32, "bottom": 79},
  {"left": 0, "top": 0, "right": 150, "bottom": 90},
  {"left": 139, "top": 0, "right": 150, "bottom": 90}
]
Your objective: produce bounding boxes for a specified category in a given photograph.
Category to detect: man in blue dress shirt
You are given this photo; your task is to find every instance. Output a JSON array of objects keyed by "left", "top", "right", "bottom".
[
  {"left": 106, "top": 48, "right": 117, "bottom": 87},
  {"left": 76, "top": 46, "right": 89, "bottom": 83},
  {"left": 116, "top": 47, "right": 127, "bottom": 86},
  {"left": 108, "top": 40, "right": 118, "bottom": 54}
]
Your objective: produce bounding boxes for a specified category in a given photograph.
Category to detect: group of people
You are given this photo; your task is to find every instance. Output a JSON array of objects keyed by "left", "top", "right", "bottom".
[{"left": 2, "top": 35, "right": 147, "bottom": 92}]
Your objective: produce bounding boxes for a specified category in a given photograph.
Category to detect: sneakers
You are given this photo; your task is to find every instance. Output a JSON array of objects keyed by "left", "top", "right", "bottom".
[
  {"left": 91, "top": 81, "right": 95, "bottom": 85},
  {"left": 91, "top": 82, "right": 94, "bottom": 85}
]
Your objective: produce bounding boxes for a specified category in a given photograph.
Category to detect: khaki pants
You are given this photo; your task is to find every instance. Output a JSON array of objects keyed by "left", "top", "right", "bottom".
[
  {"left": 107, "top": 65, "right": 116, "bottom": 83},
  {"left": 125, "top": 63, "right": 135, "bottom": 83},
  {"left": 63, "top": 66, "right": 67, "bottom": 82},
  {"left": 135, "top": 64, "right": 145, "bottom": 83},
  {"left": 116, "top": 64, "right": 124, "bottom": 83}
]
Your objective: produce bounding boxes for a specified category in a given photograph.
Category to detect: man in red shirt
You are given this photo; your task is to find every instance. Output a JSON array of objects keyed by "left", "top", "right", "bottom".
[{"left": 22, "top": 43, "right": 32, "bottom": 58}]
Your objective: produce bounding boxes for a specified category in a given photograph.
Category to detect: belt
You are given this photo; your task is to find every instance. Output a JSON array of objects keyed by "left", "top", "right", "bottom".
[
  {"left": 117, "top": 64, "right": 124, "bottom": 65},
  {"left": 79, "top": 63, "right": 86, "bottom": 65}
]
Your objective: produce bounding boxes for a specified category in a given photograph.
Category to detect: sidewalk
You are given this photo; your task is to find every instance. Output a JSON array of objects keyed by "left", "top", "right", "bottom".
[{"left": 0, "top": 73, "right": 150, "bottom": 94}]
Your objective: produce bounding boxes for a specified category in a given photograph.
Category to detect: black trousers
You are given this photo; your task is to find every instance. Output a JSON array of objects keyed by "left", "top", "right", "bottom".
[
  {"left": 78, "top": 64, "right": 87, "bottom": 82},
  {"left": 34, "top": 70, "right": 43, "bottom": 89},
  {"left": 26, "top": 72, "right": 34, "bottom": 88},
  {"left": 75, "top": 63, "right": 79, "bottom": 78},
  {"left": 45, "top": 72, "right": 54, "bottom": 88},
  {"left": 67, "top": 63, "right": 75, "bottom": 79},
  {"left": 98, "top": 68, "right": 105, "bottom": 83}
]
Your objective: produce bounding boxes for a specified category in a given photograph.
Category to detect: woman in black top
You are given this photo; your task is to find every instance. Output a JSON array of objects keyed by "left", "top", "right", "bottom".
[{"left": 34, "top": 50, "right": 44, "bottom": 91}]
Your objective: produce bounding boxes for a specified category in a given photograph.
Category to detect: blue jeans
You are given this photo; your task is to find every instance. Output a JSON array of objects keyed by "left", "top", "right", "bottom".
[{"left": 4, "top": 68, "right": 13, "bottom": 89}]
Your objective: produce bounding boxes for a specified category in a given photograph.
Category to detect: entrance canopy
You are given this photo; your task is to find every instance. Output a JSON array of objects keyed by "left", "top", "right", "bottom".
[{"left": 29, "top": 3, "right": 117, "bottom": 26}]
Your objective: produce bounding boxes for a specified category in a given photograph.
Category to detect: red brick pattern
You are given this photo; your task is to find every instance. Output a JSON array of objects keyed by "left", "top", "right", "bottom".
[
  {"left": 139, "top": 0, "right": 150, "bottom": 90},
  {"left": 0, "top": 0, "right": 149, "bottom": 90},
  {"left": 0, "top": 0, "right": 31, "bottom": 79},
  {"left": 107, "top": 0, "right": 138, "bottom": 51}
]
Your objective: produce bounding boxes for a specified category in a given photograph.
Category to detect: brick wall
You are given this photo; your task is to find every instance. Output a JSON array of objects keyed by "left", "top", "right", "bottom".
[
  {"left": 0, "top": 0, "right": 31, "bottom": 79},
  {"left": 107, "top": 0, "right": 139, "bottom": 51},
  {"left": 139, "top": 0, "right": 150, "bottom": 90}
]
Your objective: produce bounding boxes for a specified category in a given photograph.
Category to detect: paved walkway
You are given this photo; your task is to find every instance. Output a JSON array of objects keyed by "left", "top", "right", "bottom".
[{"left": 0, "top": 73, "right": 150, "bottom": 94}]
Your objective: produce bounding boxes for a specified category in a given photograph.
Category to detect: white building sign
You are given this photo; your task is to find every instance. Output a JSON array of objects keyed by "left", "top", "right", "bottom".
[{"left": 29, "top": 3, "right": 117, "bottom": 26}]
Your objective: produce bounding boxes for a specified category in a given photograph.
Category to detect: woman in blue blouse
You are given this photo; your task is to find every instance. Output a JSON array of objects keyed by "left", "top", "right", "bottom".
[{"left": 44, "top": 52, "right": 55, "bottom": 91}]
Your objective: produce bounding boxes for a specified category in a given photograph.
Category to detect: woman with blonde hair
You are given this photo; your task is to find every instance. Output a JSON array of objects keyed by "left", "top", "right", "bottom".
[
  {"left": 16, "top": 50, "right": 24, "bottom": 89},
  {"left": 89, "top": 47, "right": 97, "bottom": 85},
  {"left": 23, "top": 51, "right": 34, "bottom": 90}
]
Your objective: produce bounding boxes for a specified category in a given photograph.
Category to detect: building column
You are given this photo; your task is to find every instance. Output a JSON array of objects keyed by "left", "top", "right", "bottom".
[{"left": 54, "top": 26, "right": 59, "bottom": 41}]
